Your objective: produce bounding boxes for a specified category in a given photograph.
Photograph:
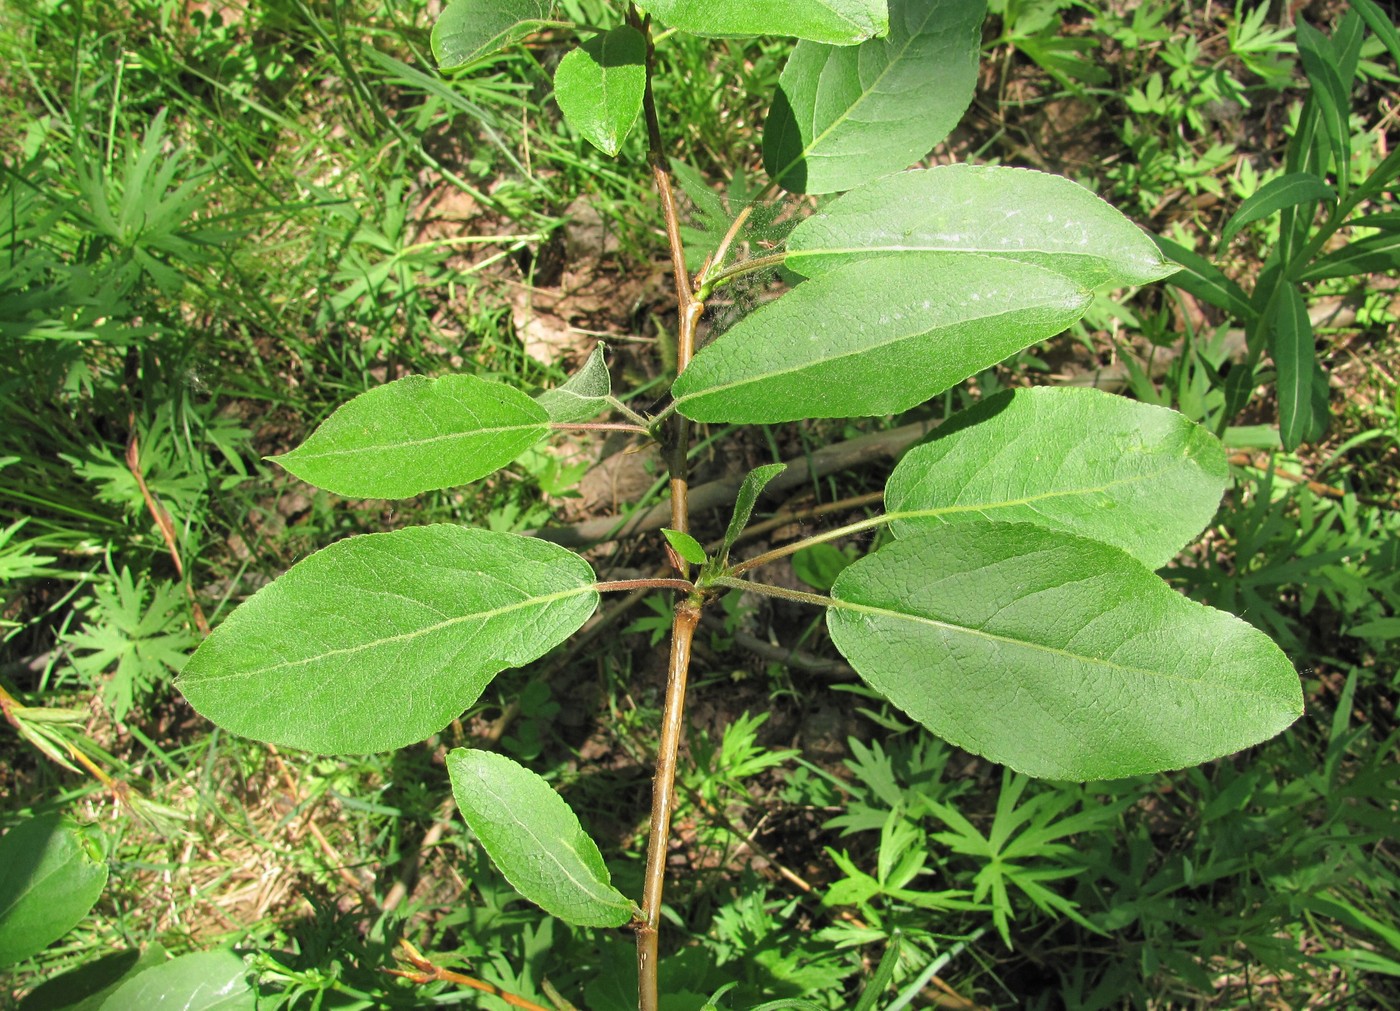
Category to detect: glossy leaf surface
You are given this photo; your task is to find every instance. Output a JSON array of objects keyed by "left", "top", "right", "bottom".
[
  {"left": 448, "top": 749, "right": 635, "bottom": 926},
  {"left": 634, "top": 0, "right": 887, "bottom": 44},
  {"left": 827, "top": 524, "right": 1303, "bottom": 780},
  {"left": 672, "top": 256, "right": 1089, "bottom": 423},
  {"left": 432, "top": 0, "right": 560, "bottom": 68},
  {"left": 763, "top": 0, "right": 985, "bottom": 194},
  {"left": 787, "top": 166, "right": 1176, "bottom": 288},
  {"left": 885, "top": 388, "right": 1228, "bottom": 569},
  {"left": 100, "top": 950, "right": 254, "bottom": 1011},
  {"left": 274, "top": 374, "right": 549, "bottom": 499},
  {"left": 553, "top": 27, "right": 646, "bottom": 156},
  {"left": 0, "top": 815, "right": 108, "bottom": 968},
  {"left": 179, "top": 526, "right": 598, "bottom": 754},
  {"left": 536, "top": 342, "right": 612, "bottom": 422}
]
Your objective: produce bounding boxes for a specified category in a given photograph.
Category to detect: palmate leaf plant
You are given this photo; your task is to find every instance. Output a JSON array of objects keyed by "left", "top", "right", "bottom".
[{"left": 175, "top": 1, "right": 1304, "bottom": 1006}]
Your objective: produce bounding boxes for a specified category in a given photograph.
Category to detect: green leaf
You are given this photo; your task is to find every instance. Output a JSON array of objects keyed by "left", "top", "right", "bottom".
[
  {"left": 826, "top": 524, "right": 1303, "bottom": 780},
  {"left": 633, "top": 0, "right": 887, "bottom": 44},
  {"left": 1153, "top": 235, "right": 1258, "bottom": 322},
  {"left": 721, "top": 463, "right": 787, "bottom": 563},
  {"left": 0, "top": 815, "right": 108, "bottom": 969},
  {"left": 1351, "top": 0, "right": 1400, "bottom": 69},
  {"left": 1219, "top": 172, "right": 1336, "bottom": 245},
  {"left": 1298, "top": 231, "right": 1400, "bottom": 280},
  {"left": 884, "top": 388, "right": 1229, "bottom": 569},
  {"left": 273, "top": 374, "right": 549, "bottom": 499},
  {"left": 19, "top": 944, "right": 167, "bottom": 1011},
  {"left": 1296, "top": 22, "right": 1351, "bottom": 186},
  {"left": 536, "top": 342, "right": 612, "bottom": 422},
  {"left": 432, "top": 0, "right": 562, "bottom": 69},
  {"left": 793, "top": 543, "right": 853, "bottom": 591},
  {"left": 553, "top": 27, "right": 646, "bottom": 157},
  {"left": 100, "top": 949, "right": 254, "bottom": 1011},
  {"left": 448, "top": 749, "right": 635, "bottom": 927},
  {"left": 763, "top": 0, "right": 985, "bottom": 194},
  {"left": 671, "top": 256, "right": 1089, "bottom": 424},
  {"left": 662, "top": 527, "right": 708, "bottom": 565},
  {"left": 178, "top": 526, "right": 599, "bottom": 754},
  {"left": 1268, "top": 282, "right": 1326, "bottom": 450},
  {"left": 787, "top": 166, "right": 1177, "bottom": 289}
]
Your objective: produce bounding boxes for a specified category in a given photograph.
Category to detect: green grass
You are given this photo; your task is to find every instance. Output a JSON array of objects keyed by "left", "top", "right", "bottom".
[{"left": 2, "top": 0, "right": 1398, "bottom": 1007}]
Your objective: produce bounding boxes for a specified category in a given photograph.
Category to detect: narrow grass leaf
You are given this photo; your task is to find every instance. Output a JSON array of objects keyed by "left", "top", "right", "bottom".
[
  {"left": 634, "top": 0, "right": 887, "bottom": 44},
  {"left": 763, "top": 0, "right": 985, "bottom": 194},
  {"left": 1269, "top": 282, "right": 1325, "bottom": 450},
  {"left": 99, "top": 950, "right": 253, "bottom": 1011},
  {"left": 1296, "top": 22, "right": 1351, "bottom": 187},
  {"left": 1153, "top": 235, "right": 1258, "bottom": 321},
  {"left": 274, "top": 374, "right": 549, "bottom": 499},
  {"left": 0, "top": 816, "right": 108, "bottom": 969},
  {"left": 1219, "top": 172, "right": 1336, "bottom": 245},
  {"left": 432, "top": 0, "right": 562, "bottom": 68},
  {"left": 448, "top": 749, "right": 635, "bottom": 927},
  {"left": 672, "top": 255, "right": 1089, "bottom": 423},
  {"left": 554, "top": 28, "right": 646, "bottom": 157},
  {"left": 1351, "top": 0, "right": 1400, "bottom": 69},
  {"left": 1298, "top": 231, "right": 1400, "bottom": 280},
  {"left": 178, "top": 526, "right": 599, "bottom": 754},
  {"left": 827, "top": 524, "right": 1303, "bottom": 780},
  {"left": 788, "top": 166, "right": 1176, "bottom": 288},
  {"left": 884, "top": 388, "right": 1229, "bottom": 569},
  {"left": 537, "top": 342, "right": 612, "bottom": 422}
]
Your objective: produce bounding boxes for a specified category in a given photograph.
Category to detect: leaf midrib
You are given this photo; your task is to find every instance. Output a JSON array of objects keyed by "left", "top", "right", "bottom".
[{"left": 287, "top": 419, "right": 547, "bottom": 462}]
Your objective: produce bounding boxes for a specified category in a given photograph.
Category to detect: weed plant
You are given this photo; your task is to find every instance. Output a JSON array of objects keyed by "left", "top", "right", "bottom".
[{"left": 1, "top": 0, "right": 1397, "bottom": 1008}]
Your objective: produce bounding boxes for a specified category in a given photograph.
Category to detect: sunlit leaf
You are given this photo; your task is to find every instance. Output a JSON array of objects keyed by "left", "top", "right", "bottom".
[
  {"left": 537, "top": 342, "right": 612, "bottom": 423},
  {"left": 449, "top": 749, "right": 635, "bottom": 927},
  {"left": 554, "top": 28, "right": 646, "bottom": 156},
  {"left": 0, "top": 816, "right": 108, "bottom": 969},
  {"left": 634, "top": 0, "right": 887, "bottom": 44},
  {"left": 178, "top": 526, "right": 599, "bottom": 754},
  {"left": 827, "top": 524, "right": 1303, "bottom": 780},
  {"left": 432, "top": 0, "right": 562, "bottom": 68},
  {"left": 885, "top": 388, "right": 1228, "bottom": 568}
]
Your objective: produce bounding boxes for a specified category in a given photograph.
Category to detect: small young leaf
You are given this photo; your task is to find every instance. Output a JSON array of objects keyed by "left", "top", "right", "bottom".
[
  {"left": 672, "top": 255, "right": 1089, "bottom": 424},
  {"left": 763, "top": 0, "right": 985, "bottom": 194},
  {"left": 1269, "top": 282, "right": 1327, "bottom": 450},
  {"left": 826, "top": 524, "right": 1303, "bottom": 780},
  {"left": 0, "top": 815, "right": 108, "bottom": 969},
  {"left": 273, "top": 374, "right": 549, "bottom": 499},
  {"left": 99, "top": 950, "right": 254, "bottom": 1011},
  {"left": 662, "top": 528, "right": 708, "bottom": 566},
  {"left": 536, "top": 342, "right": 612, "bottom": 422},
  {"left": 633, "top": 0, "right": 888, "bottom": 44},
  {"left": 553, "top": 27, "right": 646, "bottom": 157},
  {"left": 448, "top": 749, "right": 635, "bottom": 927},
  {"left": 432, "top": 0, "right": 560, "bottom": 69},
  {"left": 787, "top": 166, "right": 1176, "bottom": 289},
  {"left": 721, "top": 463, "right": 787, "bottom": 563},
  {"left": 178, "top": 526, "right": 599, "bottom": 754},
  {"left": 884, "top": 388, "right": 1229, "bottom": 569}
]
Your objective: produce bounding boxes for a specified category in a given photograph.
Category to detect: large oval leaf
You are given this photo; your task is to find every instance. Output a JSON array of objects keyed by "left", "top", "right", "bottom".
[
  {"left": 273, "top": 374, "right": 550, "bottom": 499},
  {"left": 786, "top": 166, "right": 1177, "bottom": 288},
  {"left": 672, "top": 256, "right": 1089, "bottom": 423},
  {"left": 554, "top": 28, "right": 646, "bottom": 157},
  {"left": 19, "top": 944, "right": 167, "bottom": 1011},
  {"left": 885, "top": 388, "right": 1229, "bottom": 569},
  {"left": 449, "top": 749, "right": 636, "bottom": 927},
  {"left": 827, "top": 524, "right": 1302, "bottom": 780},
  {"left": 100, "top": 949, "right": 254, "bottom": 1011},
  {"left": 634, "top": 0, "right": 887, "bottom": 44},
  {"left": 432, "top": 0, "right": 562, "bottom": 69},
  {"left": 178, "top": 526, "right": 599, "bottom": 754},
  {"left": 763, "top": 0, "right": 985, "bottom": 194},
  {"left": 0, "top": 815, "right": 108, "bottom": 968}
]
